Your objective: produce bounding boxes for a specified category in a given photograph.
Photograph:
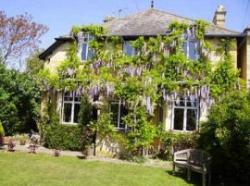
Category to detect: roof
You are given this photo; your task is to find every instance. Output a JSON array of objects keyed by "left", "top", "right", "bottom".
[
  {"left": 103, "top": 8, "right": 239, "bottom": 36},
  {"left": 39, "top": 36, "right": 73, "bottom": 60},
  {"left": 40, "top": 8, "right": 240, "bottom": 60}
]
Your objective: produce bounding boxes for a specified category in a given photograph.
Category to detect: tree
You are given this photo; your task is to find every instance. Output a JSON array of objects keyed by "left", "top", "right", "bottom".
[
  {"left": 0, "top": 11, "right": 48, "bottom": 65},
  {"left": 26, "top": 50, "right": 44, "bottom": 76},
  {"left": 0, "top": 63, "right": 40, "bottom": 135}
]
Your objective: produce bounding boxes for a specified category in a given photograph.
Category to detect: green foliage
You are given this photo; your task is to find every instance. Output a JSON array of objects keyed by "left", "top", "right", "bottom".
[
  {"left": 199, "top": 90, "right": 250, "bottom": 184},
  {"left": 78, "top": 94, "right": 95, "bottom": 126},
  {"left": 43, "top": 124, "right": 83, "bottom": 151},
  {"left": 91, "top": 112, "right": 116, "bottom": 142},
  {"left": 38, "top": 20, "right": 240, "bottom": 157},
  {"left": 26, "top": 50, "right": 44, "bottom": 77},
  {"left": 211, "top": 38, "right": 239, "bottom": 97},
  {"left": 123, "top": 106, "right": 157, "bottom": 155},
  {"left": 71, "top": 25, "right": 105, "bottom": 36},
  {"left": 156, "top": 131, "right": 199, "bottom": 160},
  {"left": 0, "top": 64, "right": 40, "bottom": 135},
  {"left": 0, "top": 121, "right": 4, "bottom": 136}
]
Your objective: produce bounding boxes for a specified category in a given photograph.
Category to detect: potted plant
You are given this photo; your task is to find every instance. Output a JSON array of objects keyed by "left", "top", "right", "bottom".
[
  {"left": 53, "top": 149, "right": 61, "bottom": 157},
  {"left": 0, "top": 122, "right": 4, "bottom": 147},
  {"left": 19, "top": 134, "right": 27, "bottom": 145},
  {"left": 7, "top": 138, "right": 15, "bottom": 152}
]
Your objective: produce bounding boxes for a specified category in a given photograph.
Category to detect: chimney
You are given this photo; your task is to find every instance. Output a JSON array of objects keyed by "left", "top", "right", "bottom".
[
  {"left": 103, "top": 16, "right": 115, "bottom": 23},
  {"left": 213, "top": 5, "right": 226, "bottom": 27}
]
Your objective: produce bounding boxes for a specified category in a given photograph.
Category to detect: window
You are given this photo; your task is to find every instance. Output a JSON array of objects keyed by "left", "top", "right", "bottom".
[
  {"left": 62, "top": 91, "right": 81, "bottom": 124},
  {"left": 172, "top": 97, "right": 199, "bottom": 131},
  {"left": 183, "top": 39, "right": 199, "bottom": 60},
  {"left": 110, "top": 100, "right": 128, "bottom": 129},
  {"left": 123, "top": 41, "right": 136, "bottom": 56},
  {"left": 80, "top": 33, "right": 94, "bottom": 61}
]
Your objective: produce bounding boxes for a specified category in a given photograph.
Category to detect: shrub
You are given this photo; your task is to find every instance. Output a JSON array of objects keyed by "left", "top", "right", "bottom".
[
  {"left": 43, "top": 124, "right": 84, "bottom": 151},
  {"left": 156, "top": 131, "right": 199, "bottom": 160},
  {"left": 15, "top": 134, "right": 28, "bottom": 145},
  {"left": 199, "top": 90, "right": 250, "bottom": 184},
  {"left": 0, "top": 121, "right": 4, "bottom": 146},
  {"left": 0, "top": 121, "right": 4, "bottom": 136},
  {"left": 0, "top": 64, "right": 40, "bottom": 135}
]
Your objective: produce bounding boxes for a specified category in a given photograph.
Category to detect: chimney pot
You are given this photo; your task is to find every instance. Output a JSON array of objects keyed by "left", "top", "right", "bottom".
[{"left": 213, "top": 5, "right": 226, "bottom": 27}]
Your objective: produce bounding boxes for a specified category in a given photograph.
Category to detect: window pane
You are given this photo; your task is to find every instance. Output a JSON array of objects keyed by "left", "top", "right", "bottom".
[
  {"left": 187, "top": 100, "right": 198, "bottom": 107},
  {"left": 110, "top": 102, "right": 119, "bottom": 127},
  {"left": 158, "top": 106, "right": 164, "bottom": 123},
  {"left": 186, "top": 109, "right": 197, "bottom": 131},
  {"left": 63, "top": 103, "right": 72, "bottom": 122},
  {"left": 189, "top": 41, "right": 198, "bottom": 60},
  {"left": 88, "top": 48, "right": 94, "bottom": 59},
  {"left": 174, "top": 108, "right": 184, "bottom": 130},
  {"left": 183, "top": 41, "right": 188, "bottom": 56},
  {"left": 119, "top": 104, "right": 128, "bottom": 129},
  {"left": 73, "top": 104, "right": 80, "bottom": 123},
  {"left": 74, "top": 92, "right": 81, "bottom": 102},
  {"left": 175, "top": 98, "right": 185, "bottom": 106},
  {"left": 123, "top": 41, "right": 136, "bottom": 56},
  {"left": 64, "top": 91, "right": 73, "bottom": 101},
  {"left": 81, "top": 43, "right": 88, "bottom": 60}
]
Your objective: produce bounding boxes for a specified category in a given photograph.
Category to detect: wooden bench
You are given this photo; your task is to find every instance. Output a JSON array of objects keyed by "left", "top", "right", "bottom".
[{"left": 173, "top": 149, "right": 211, "bottom": 186}]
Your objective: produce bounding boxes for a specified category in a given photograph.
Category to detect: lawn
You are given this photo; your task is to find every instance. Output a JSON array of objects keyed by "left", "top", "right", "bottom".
[{"left": 0, "top": 151, "right": 196, "bottom": 186}]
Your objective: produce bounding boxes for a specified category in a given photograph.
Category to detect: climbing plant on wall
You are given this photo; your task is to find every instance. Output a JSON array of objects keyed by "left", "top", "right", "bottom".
[{"left": 38, "top": 20, "right": 239, "bottom": 156}]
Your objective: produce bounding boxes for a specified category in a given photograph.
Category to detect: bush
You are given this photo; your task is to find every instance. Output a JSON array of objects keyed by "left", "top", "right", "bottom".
[
  {"left": 0, "top": 64, "right": 40, "bottom": 135},
  {"left": 0, "top": 121, "right": 4, "bottom": 146},
  {"left": 199, "top": 90, "right": 250, "bottom": 184},
  {"left": 0, "top": 121, "right": 4, "bottom": 136},
  {"left": 156, "top": 131, "right": 199, "bottom": 160},
  {"left": 43, "top": 124, "right": 84, "bottom": 151}
]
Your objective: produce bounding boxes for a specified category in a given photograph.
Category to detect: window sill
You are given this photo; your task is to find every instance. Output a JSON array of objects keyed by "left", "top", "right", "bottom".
[
  {"left": 61, "top": 122, "right": 78, "bottom": 125},
  {"left": 171, "top": 129, "right": 197, "bottom": 133}
]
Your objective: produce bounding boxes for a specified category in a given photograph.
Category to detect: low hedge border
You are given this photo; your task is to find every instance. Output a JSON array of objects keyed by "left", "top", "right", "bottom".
[{"left": 43, "top": 124, "right": 83, "bottom": 151}]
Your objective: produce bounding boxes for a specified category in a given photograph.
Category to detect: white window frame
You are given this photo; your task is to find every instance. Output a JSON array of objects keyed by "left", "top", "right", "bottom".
[
  {"left": 171, "top": 98, "right": 199, "bottom": 131},
  {"left": 110, "top": 100, "right": 127, "bottom": 130},
  {"left": 61, "top": 91, "right": 81, "bottom": 125}
]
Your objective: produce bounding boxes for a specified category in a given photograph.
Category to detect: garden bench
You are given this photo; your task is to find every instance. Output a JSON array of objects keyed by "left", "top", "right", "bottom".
[{"left": 173, "top": 149, "right": 211, "bottom": 186}]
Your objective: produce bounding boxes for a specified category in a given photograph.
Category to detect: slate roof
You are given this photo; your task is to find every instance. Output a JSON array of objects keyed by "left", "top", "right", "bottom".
[
  {"left": 40, "top": 8, "right": 240, "bottom": 60},
  {"left": 103, "top": 8, "right": 239, "bottom": 36}
]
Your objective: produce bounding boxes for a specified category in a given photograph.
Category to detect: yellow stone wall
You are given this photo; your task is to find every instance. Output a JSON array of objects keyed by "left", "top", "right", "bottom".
[{"left": 44, "top": 42, "right": 70, "bottom": 73}]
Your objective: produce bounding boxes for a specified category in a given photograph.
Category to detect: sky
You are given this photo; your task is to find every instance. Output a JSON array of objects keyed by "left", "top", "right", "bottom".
[{"left": 0, "top": 0, "right": 249, "bottom": 49}]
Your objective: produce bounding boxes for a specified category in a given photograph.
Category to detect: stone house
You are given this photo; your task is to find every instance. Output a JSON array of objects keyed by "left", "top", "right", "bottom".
[{"left": 39, "top": 6, "right": 250, "bottom": 134}]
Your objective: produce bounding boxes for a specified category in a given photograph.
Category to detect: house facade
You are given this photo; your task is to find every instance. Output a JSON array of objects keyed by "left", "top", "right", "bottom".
[{"left": 39, "top": 6, "right": 249, "bottom": 134}]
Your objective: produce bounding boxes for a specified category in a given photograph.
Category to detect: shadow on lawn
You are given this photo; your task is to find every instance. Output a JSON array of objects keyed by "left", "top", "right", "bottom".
[{"left": 166, "top": 170, "right": 201, "bottom": 186}]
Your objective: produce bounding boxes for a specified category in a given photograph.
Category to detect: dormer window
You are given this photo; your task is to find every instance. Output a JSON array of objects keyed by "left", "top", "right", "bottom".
[
  {"left": 123, "top": 41, "right": 136, "bottom": 56},
  {"left": 79, "top": 33, "right": 94, "bottom": 61}
]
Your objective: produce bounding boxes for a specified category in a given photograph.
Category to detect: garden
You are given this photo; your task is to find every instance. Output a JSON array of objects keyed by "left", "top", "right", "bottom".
[{"left": 0, "top": 9, "right": 249, "bottom": 186}]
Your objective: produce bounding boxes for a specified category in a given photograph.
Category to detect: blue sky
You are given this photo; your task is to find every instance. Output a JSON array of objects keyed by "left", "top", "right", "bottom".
[{"left": 0, "top": 0, "right": 249, "bottom": 49}]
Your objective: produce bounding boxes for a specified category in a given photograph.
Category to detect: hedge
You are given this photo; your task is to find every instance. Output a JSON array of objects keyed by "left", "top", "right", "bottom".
[{"left": 43, "top": 124, "right": 83, "bottom": 151}]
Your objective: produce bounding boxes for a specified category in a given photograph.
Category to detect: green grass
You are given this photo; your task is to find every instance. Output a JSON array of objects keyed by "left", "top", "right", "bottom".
[{"left": 0, "top": 151, "right": 196, "bottom": 186}]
